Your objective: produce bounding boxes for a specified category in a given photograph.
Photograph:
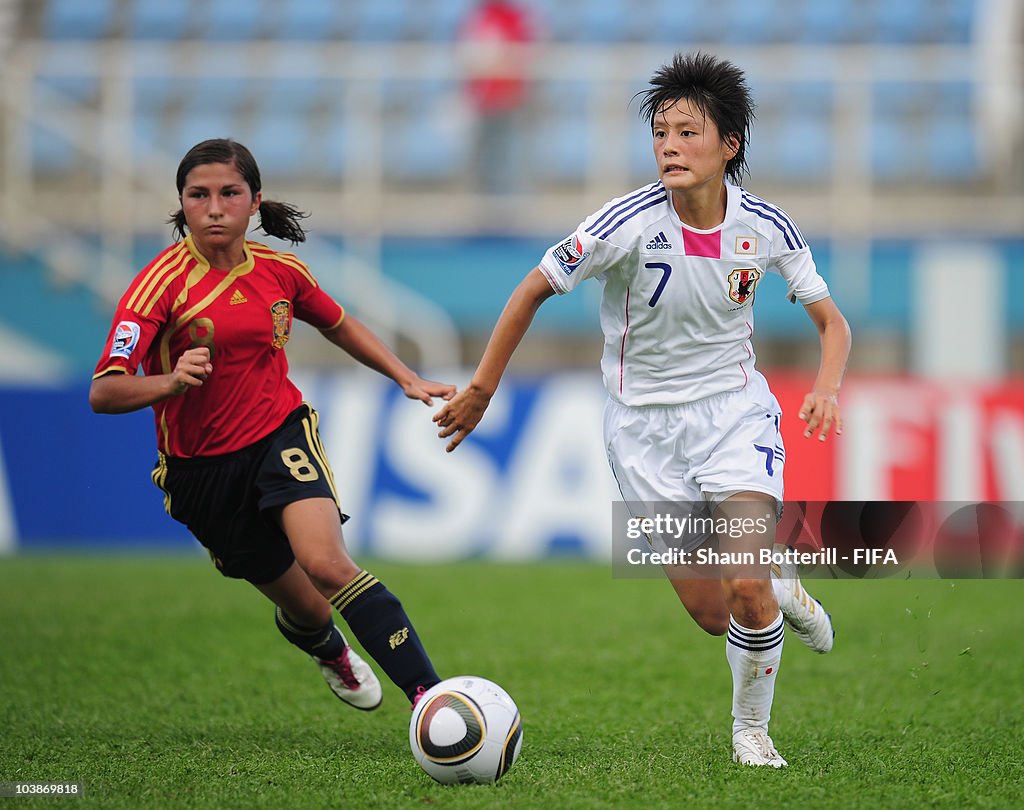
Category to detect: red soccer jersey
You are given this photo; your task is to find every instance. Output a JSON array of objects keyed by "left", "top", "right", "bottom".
[{"left": 93, "top": 236, "right": 344, "bottom": 457}]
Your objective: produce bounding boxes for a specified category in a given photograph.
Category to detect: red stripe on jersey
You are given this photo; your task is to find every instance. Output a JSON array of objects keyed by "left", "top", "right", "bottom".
[
  {"left": 619, "top": 286, "right": 630, "bottom": 395},
  {"left": 739, "top": 321, "right": 753, "bottom": 386},
  {"left": 681, "top": 228, "right": 721, "bottom": 259}
]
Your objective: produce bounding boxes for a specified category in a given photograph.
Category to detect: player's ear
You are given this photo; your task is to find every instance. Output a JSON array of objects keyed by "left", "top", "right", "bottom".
[
  {"left": 250, "top": 190, "right": 262, "bottom": 216},
  {"left": 722, "top": 133, "right": 740, "bottom": 161}
]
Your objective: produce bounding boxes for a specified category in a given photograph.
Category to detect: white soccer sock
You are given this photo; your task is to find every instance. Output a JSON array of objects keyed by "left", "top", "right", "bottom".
[{"left": 726, "top": 612, "right": 785, "bottom": 736}]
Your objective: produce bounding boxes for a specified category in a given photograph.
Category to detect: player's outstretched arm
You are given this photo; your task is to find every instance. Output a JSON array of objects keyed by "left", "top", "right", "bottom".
[
  {"left": 89, "top": 347, "right": 213, "bottom": 414},
  {"left": 434, "top": 267, "right": 556, "bottom": 452},
  {"left": 321, "top": 314, "right": 455, "bottom": 405},
  {"left": 799, "top": 296, "right": 851, "bottom": 442}
]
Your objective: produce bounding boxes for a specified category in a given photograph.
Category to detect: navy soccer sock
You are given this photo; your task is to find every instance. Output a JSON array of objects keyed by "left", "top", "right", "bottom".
[
  {"left": 330, "top": 571, "right": 440, "bottom": 702},
  {"left": 274, "top": 606, "right": 346, "bottom": 661}
]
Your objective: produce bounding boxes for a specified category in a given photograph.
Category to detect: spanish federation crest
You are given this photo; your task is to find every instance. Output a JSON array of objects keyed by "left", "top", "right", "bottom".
[
  {"left": 727, "top": 268, "right": 762, "bottom": 305},
  {"left": 270, "top": 300, "right": 291, "bottom": 349}
]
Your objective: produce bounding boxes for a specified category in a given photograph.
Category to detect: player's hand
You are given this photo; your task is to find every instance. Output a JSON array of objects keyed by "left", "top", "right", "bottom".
[
  {"left": 798, "top": 389, "right": 842, "bottom": 442},
  {"left": 402, "top": 377, "right": 456, "bottom": 407},
  {"left": 433, "top": 385, "right": 492, "bottom": 453},
  {"left": 169, "top": 347, "right": 213, "bottom": 395}
]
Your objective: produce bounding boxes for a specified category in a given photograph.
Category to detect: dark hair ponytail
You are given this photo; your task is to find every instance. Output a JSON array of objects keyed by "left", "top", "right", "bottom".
[
  {"left": 256, "top": 200, "right": 309, "bottom": 244},
  {"left": 168, "top": 208, "right": 188, "bottom": 241},
  {"left": 166, "top": 138, "right": 309, "bottom": 245}
]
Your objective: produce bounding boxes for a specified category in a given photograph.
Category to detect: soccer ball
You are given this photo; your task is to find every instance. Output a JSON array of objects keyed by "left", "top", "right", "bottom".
[{"left": 409, "top": 675, "right": 523, "bottom": 784}]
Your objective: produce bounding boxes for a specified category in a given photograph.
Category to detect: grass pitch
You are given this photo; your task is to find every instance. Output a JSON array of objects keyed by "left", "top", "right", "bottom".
[{"left": 1, "top": 556, "right": 1022, "bottom": 809}]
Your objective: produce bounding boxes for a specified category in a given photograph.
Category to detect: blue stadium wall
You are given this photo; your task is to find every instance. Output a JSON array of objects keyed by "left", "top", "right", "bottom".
[{"left": 0, "top": 372, "right": 619, "bottom": 557}]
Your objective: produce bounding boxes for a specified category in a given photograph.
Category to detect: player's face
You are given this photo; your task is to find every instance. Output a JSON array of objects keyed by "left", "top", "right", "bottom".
[
  {"left": 180, "top": 161, "right": 261, "bottom": 264},
  {"left": 652, "top": 99, "right": 739, "bottom": 193}
]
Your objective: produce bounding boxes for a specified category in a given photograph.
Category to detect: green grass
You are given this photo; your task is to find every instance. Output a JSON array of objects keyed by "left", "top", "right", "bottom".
[{"left": 1, "top": 556, "right": 1022, "bottom": 809}]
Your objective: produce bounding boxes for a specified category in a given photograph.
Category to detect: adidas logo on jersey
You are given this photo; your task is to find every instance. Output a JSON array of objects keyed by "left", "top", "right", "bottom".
[
  {"left": 645, "top": 231, "right": 672, "bottom": 250},
  {"left": 229, "top": 289, "right": 248, "bottom": 305}
]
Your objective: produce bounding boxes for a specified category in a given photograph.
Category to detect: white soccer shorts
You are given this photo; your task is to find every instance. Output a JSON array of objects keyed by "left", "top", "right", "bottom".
[{"left": 605, "top": 371, "right": 785, "bottom": 552}]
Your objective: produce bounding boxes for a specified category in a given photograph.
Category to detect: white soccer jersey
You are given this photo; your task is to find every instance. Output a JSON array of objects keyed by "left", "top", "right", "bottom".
[{"left": 537, "top": 181, "right": 830, "bottom": 406}]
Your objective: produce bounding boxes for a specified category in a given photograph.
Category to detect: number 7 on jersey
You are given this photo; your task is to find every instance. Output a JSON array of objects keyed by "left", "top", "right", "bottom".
[{"left": 644, "top": 262, "right": 672, "bottom": 307}]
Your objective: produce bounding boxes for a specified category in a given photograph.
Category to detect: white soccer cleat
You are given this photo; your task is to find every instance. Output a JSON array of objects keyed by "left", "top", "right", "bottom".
[
  {"left": 313, "top": 646, "right": 383, "bottom": 711},
  {"left": 732, "top": 728, "right": 788, "bottom": 768},
  {"left": 771, "top": 544, "right": 834, "bottom": 654}
]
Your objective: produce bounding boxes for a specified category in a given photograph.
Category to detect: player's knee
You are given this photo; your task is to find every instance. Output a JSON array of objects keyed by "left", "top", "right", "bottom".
[
  {"left": 723, "top": 577, "right": 775, "bottom": 626},
  {"left": 724, "top": 576, "right": 772, "bottom": 601}
]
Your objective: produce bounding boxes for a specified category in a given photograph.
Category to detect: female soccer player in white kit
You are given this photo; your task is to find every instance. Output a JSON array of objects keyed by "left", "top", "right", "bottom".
[{"left": 434, "top": 52, "right": 851, "bottom": 767}]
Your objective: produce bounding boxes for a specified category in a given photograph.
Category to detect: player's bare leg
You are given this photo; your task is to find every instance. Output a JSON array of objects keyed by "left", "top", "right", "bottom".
[
  {"left": 277, "top": 498, "right": 362, "bottom": 593},
  {"left": 255, "top": 559, "right": 382, "bottom": 710},
  {"left": 716, "top": 493, "right": 787, "bottom": 768},
  {"left": 254, "top": 560, "right": 331, "bottom": 626},
  {"left": 279, "top": 498, "right": 440, "bottom": 705},
  {"left": 663, "top": 555, "right": 729, "bottom": 636}
]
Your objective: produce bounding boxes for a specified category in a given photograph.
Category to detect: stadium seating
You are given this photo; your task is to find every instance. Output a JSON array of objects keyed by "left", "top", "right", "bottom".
[
  {"left": 41, "top": 0, "right": 979, "bottom": 47},
  {"left": 44, "top": 0, "right": 116, "bottom": 40},
  {"left": 34, "top": 0, "right": 982, "bottom": 186},
  {"left": 128, "top": 0, "right": 192, "bottom": 40},
  {"left": 271, "top": 0, "right": 347, "bottom": 41},
  {"left": 631, "top": 0, "right": 720, "bottom": 44},
  {"left": 530, "top": 79, "right": 593, "bottom": 185}
]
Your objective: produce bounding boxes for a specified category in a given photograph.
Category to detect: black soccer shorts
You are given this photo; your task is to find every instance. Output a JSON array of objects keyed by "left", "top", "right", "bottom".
[{"left": 152, "top": 402, "right": 347, "bottom": 585}]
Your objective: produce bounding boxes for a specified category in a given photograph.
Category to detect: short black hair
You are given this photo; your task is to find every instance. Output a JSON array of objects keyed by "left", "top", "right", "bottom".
[{"left": 638, "top": 52, "right": 755, "bottom": 185}]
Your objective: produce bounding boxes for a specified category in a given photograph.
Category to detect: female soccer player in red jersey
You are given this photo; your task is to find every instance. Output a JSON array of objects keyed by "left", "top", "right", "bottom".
[{"left": 90, "top": 138, "right": 452, "bottom": 711}]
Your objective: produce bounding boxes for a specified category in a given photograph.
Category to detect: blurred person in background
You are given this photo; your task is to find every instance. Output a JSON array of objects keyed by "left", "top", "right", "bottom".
[
  {"left": 90, "top": 139, "right": 453, "bottom": 714},
  {"left": 435, "top": 52, "right": 851, "bottom": 768},
  {"left": 456, "top": 0, "right": 534, "bottom": 193}
]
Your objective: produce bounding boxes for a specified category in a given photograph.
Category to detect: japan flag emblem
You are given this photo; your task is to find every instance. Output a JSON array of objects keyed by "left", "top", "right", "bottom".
[{"left": 735, "top": 236, "right": 758, "bottom": 255}]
